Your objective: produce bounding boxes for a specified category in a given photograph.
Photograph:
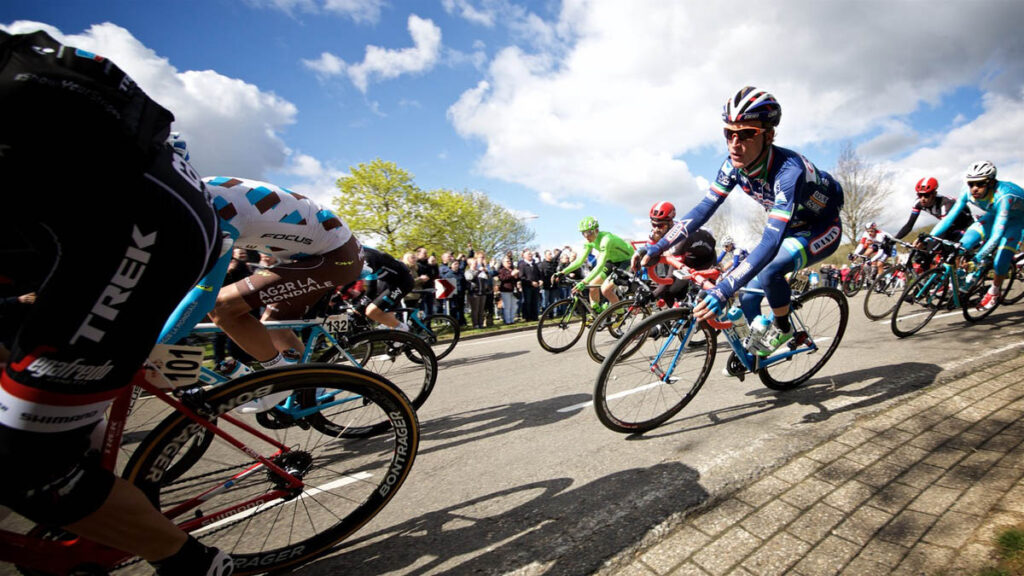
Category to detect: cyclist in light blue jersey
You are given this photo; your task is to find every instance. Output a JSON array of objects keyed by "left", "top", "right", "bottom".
[
  {"left": 931, "top": 160, "right": 1024, "bottom": 310},
  {"left": 642, "top": 86, "right": 844, "bottom": 356}
]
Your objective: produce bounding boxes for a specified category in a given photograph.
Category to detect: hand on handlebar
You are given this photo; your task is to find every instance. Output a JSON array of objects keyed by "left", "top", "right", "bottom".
[{"left": 692, "top": 291, "right": 722, "bottom": 322}]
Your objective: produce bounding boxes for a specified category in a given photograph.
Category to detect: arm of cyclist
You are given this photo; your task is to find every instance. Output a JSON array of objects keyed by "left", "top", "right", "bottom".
[
  {"left": 895, "top": 206, "right": 921, "bottom": 240},
  {"left": 974, "top": 198, "right": 1012, "bottom": 264},
  {"left": 644, "top": 180, "right": 729, "bottom": 264},
  {"left": 930, "top": 189, "right": 970, "bottom": 239}
]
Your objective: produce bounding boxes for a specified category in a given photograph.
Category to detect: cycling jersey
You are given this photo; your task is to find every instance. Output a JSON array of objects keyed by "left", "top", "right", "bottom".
[
  {"left": 0, "top": 30, "right": 220, "bottom": 526},
  {"left": 650, "top": 145, "right": 844, "bottom": 305},
  {"left": 895, "top": 194, "right": 973, "bottom": 239},
  {"left": 933, "top": 180, "right": 1024, "bottom": 275},
  {"left": 359, "top": 246, "right": 414, "bottom": 311},
  {"left": 560, "top": 230, "right": 635, "bottom": 286},
  {"left": 853, "top": 230, "right": 895, "bottom": 258},
  {"left": 718, "top": 247, "right": 749, "bottom": 269},
  {"left": 205, "top": 177, "right": 352, "bottom": 261}
]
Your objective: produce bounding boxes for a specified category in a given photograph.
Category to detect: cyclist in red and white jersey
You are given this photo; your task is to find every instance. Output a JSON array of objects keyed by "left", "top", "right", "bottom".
[{"left": 850, "top": 222, "right": 896, "bottom": 279}]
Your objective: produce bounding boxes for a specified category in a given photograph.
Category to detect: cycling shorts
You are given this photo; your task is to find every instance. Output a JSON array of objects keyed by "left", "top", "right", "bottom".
[
  {"left": 369, "top": 273, "right": 414, "bottom": 312},
  {"left": 0, "top": 30, "right": 220, "bottom": 524},
  {"left": 235, "top": 237, "right": 364, "bottom": 320}
]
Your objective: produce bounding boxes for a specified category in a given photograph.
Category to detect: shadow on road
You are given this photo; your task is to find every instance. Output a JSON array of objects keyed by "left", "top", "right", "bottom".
[
  {"left": 438, "top": 349, "right": 530, "bottom": 368},
  {"left": 632, "top": 361, "right": 942, "bottom": 439},
  {"left": 415, "top": 392, "right": 592, "bottom": 457},
  {"left": 293, "top": 461, "right": 708, "bottom": 576}
]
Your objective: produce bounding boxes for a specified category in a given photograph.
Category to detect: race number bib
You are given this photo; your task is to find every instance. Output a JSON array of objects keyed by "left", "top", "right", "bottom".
[
  {"left": 146, "top": 343, "right": 205, "bottom": 389},
  {"left": 324, "top": 313, "right": 350, "bottom": 334}
]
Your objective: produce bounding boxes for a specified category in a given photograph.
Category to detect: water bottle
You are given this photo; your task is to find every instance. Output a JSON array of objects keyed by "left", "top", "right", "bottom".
[
  {"left": 747, "top": 313, "right": 773, "bottom": 354},
  {"left": 725, "top": 306, "right": 749, "bottom": 340}
]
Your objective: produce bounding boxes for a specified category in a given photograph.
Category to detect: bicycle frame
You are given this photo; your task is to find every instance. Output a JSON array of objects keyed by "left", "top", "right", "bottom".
[{"left": 0, "top": 365, "right": 318, "bottom": 574}]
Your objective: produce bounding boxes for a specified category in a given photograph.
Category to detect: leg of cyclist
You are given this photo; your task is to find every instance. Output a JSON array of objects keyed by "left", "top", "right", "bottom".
[
  {"left": 0, "top": 29, "right": 225, "bottom": 572},
  {"left": 740, "top": 221, "right": 841, "bottom": 355}
]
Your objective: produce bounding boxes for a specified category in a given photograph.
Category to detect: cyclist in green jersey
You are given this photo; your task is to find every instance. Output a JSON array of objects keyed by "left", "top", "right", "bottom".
[{"left": 555, "top": 217, "right": 635, "bottom": 312}]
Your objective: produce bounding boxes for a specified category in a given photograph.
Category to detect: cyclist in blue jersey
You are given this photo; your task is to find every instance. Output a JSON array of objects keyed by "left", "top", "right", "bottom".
[
  {"left": 930, "top": 161, "right": 1024, "bottom": 310},
  {"left": 717, "top": 236, "right": 749, "bottom": 274},
  {"left": 642, "top": 86, "right": 844, "bottom": 356}
]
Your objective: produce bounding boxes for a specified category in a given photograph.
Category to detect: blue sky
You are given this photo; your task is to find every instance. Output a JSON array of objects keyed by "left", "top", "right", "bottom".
[{"left": 5, "top": 0, "right": 1024, "bottom": 252}]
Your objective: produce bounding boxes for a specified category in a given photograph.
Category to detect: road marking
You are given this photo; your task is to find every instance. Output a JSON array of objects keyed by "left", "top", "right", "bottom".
[
  {"left": 558, "top": 381, "right": 667, "bottom": 413},
  {"left": 942, "top": 330, "right": 1024, "bottom": 370},
  {"left": 461, "top": 332, "right": 534, "bottom": 347},
  {"left": 191, "top": 471, "right": 373, "bottom": 535}
]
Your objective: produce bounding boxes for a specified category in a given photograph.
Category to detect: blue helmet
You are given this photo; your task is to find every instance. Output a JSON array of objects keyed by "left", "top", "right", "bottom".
[
  {"left": 723, "top": 86, "right": 781, "bottom": 127},
  {"left": 168, "top": 131, "right": 189, "bottom": 161}
]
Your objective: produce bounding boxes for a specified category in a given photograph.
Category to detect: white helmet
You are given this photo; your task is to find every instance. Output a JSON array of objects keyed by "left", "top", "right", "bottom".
[
  {"left": 866, "top": 222, "right": 877, "bottom": 230},
  {"left": 966, "top": 160, "right": 997, "bottom": 182},
  {"left": 722, "top": 235, "right": 734, "bottom": 246},
  {"left": 168, "top": 132, "right": 189, "bottom": 161}
]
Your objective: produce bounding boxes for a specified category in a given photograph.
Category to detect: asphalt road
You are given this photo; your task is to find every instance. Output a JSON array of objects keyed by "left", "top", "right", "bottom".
[{"left": 291, "top": 294, "right": 1024, "bottom": 576}]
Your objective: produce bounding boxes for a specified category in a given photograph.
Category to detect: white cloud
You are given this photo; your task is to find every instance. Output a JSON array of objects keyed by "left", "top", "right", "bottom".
[
  {"left": 2, "top": 21, "right": 299, "bottom": 182},
  {"left": 447, "top": 0, "right": 1024, "bottom": 217},
  {"left": 245, "top": 0, "right": 384, "bottom": 24},
  {"left": 442, "top": 0, "right": 495, "bottom": 27},
  {"left": 278, "top": 153, "right": 347, "bottom": 208},
  {"left": 302, "top": 14, "right": 442, "bottom": 93}
]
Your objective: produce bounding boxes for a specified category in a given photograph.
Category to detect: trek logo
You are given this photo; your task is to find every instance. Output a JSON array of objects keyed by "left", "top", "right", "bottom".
[
  {"left": 260, "top": 233, "right": 313, "bottom": 245},
  {"left": 72, "top": 226, "right": 156, "bottom": 345}
]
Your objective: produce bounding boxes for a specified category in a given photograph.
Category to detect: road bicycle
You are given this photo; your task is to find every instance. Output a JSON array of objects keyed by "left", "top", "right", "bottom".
[
  {"left": 323, "top": 289, "right": 461, "bottom": 362},
  {"left": 1002, "top": 251, "right": 1024, "bottom": 305},
  {"left": 593, "top": 270, "right": 848, "bottom": 434},
  {"left": 536, "top": 268, "right": 638, "bottom": 353},
  {"left": 862, "top": 239, "right": 920, "bottom": 321},
  {"left": 841, "top": 257, "right": 869, "bottom": 297},
  {"left": 0, "top": 359, "right": 419, "bottom": 575},
  {"left": 890, "top": 236, "right": 1011, "bottom": 337}
]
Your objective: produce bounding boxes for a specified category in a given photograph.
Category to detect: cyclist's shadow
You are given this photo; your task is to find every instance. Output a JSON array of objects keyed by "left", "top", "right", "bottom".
[
  {"left": 292, "top": 461, "right": 709, "bottom": 576},
  {"left": 634, "top": 361, "right": 942, "bottom": 438}
]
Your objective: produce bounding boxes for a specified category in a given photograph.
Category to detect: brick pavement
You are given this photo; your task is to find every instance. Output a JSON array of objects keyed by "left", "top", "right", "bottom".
[{"left": 603, "top": 352, "right": 1024, "bottom": 576}]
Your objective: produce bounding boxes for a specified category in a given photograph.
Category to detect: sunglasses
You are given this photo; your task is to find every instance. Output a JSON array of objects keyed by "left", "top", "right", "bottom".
[
  {"left": 916, "top": 192, "right": 936, "bottom": 198},
  {"left": 723, "top": 126, "right": 766, "bottom": 142},
  {"left": 967, "top": 180, "right": 989, "bottom": 189},
  {"left": 650, "top": 220, "right": 672, "bottom": 229}
]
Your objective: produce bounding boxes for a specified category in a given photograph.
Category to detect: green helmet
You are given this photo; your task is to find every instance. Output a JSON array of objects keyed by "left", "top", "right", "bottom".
[{"left": 578, "top": 216, "right": 599, "bottom": 232}]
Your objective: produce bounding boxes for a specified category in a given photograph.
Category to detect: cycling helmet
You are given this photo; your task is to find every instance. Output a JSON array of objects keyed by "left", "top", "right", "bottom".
[
  {"left": 722, "top": 235, "right": 734, "bottom": 246},
  {"left": 649, "top": 201, "right": 676, "bottom": 221},
  {"left": 168, "top": 132, "right": 189, "bottom": 161},
  {"left": 915, "top": 177, "right": 938, "bottom": 195},
  {"left": 866, "top": 221, "right": 877, "bottom": 230},
  {"left": 723, "top": 86, "right": 781, "bottom": 127},
  {"left": 578, "top": 216, "right": 599, "bottom": 232},
  {"left": 965, "top": 160, "right": 997, "bottom": 182}
]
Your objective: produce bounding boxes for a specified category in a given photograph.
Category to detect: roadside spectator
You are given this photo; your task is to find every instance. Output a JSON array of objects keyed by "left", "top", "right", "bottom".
[
  {"left": 465, "top": 257, "right": 492, "bottom": 329},
  {"left": 497, "top": 257, "right": 519, "bottom": 324},
  {"left": 402, "top": 251, "right": 423, "bottom": 308},
  {"left": 517, "top": 249, "right": 542, "bottom": 321},
  {"left": 448, "top": 259, "right": 468, "bottom": 326},
  {"left": 539, "top": 249, "right": 559, "bottom": 311},
  {"left": 414, "top": 246, "right": 437, "bottom": 315}
]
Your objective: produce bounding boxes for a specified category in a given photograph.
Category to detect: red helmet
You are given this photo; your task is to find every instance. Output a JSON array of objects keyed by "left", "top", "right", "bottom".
[
  {"left": 649, "top": 201, "right": 676, "bottom": 221},
  {"left": 915, "top": 177, "right": 938, "bottom": 195}
]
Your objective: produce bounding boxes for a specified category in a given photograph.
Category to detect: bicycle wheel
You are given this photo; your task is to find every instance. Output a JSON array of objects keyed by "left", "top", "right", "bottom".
[
  {"left": 417, "top": 313, "right": 460, "bottom": 361},
  {"left": 537, "top": 297, "right": 587, "bottom": 353},
  {"left": 862, "top": 272, "right": 902, "bottom": 321},
  {"left": 890, "top": 267, "right": 946, "bottom": 338},
  {"left": 123, "top": 364, "right": 418, "bottom": 576},
  {"left": 594, "top": 307, "right": 716, "bottom": 433},
  {"left": 758, "top": 287, "right": 848, "bottom": 391},
  {"left": 314, "top": 328, "right": 436, "bottom": 417},
  {"left": 962, "top": 263, "right": 1000, "bottom": 322},
  {"left": 841, "top": 270, "right": 862, "bottom": 297},
  {"left": 586, "top": 298, "right": 654, "bottom": 363},
  {"left": 1002, "top": 257, "right": 1024, "bottom": 305}
]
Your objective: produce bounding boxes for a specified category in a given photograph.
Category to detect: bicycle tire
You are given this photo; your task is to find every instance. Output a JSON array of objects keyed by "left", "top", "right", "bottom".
[
  {"left": 862, "top": 272, "right": 902, "bottom": 321},
  {"left": 313, "top": 329, "right": 436, "bottom": 437},
  {"left": 1001, "top": 257, "right": 1024, "bottom": 305},
  {"left": 841, "top": 270, "right": 862, "bottom": 297},
  {"left": 418, "top": 313, "right": 460, "bottom": 361},
  {"left": 890, "top": 267, "right": 946, "bottom": 338},
  {"left": 537, "top": 297, "right": 587, "bottom": 353},
  {"left": 758, "top": 287, "right": 848, "bottom": 391},
  {"left": 594, "top": 307, "right": 716, "bottom": 434},
  {"left": 585, "top": 298, "right": 654, "bottom": 363},
  {"left": 962, "top": 262, "right": 1000, "bottom": 322},
  {"left": 122, "top": 364, "right": 418, "bottom": 576}
]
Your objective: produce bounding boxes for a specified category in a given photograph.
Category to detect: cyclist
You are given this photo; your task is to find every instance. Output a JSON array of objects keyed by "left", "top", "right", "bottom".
[
  {"left": 0, "top": 30, "right": 231, "bottom": 575},
  {"left": 717, "top": 236, "right": 749, "bottom": 274},
  {"left": 160, "top": 175, "right": 363, "bottom": 383},
  {"left": 930, "top": 161, "right": 1024, "bottom": 310},
  {"left": 555, "top": 217, "right": 635, "bottom": 313},
  {"left": 850, "top": 222, "right": 896, "bottom": 281},
  {"left": 896, "top": 176, "right": 975, "bottom": 270},
  {"left": 339, "top": 246, "right": 415, "bottom": 332},
  {"left": 642, "top": 86, "right": 844, "bottom": 356},
  {"left": 632, "top": 202, "right": 717, "bottom": 307}
]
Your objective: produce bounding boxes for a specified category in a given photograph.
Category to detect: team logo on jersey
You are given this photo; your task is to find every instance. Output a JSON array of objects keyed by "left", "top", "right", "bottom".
[
  {"left": 260, "top": 233, "right": 313, "bottom": 245},
  {"left": 810, "top": 225, "right": 841, "bottom": 254}
]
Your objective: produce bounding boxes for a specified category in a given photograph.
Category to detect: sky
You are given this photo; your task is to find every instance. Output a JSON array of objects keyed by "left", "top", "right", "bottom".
[{"left": 4, "top": 0, "right": 1024, "bottom": 252}]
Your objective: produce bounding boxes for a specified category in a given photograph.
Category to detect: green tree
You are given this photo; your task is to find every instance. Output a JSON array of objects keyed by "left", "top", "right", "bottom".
[
  {"left": 333, "top": 159, "right": 427, "bottom": 253},
  {"left": 409, "top": 189, "right": 536, "bottom": 257}
]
